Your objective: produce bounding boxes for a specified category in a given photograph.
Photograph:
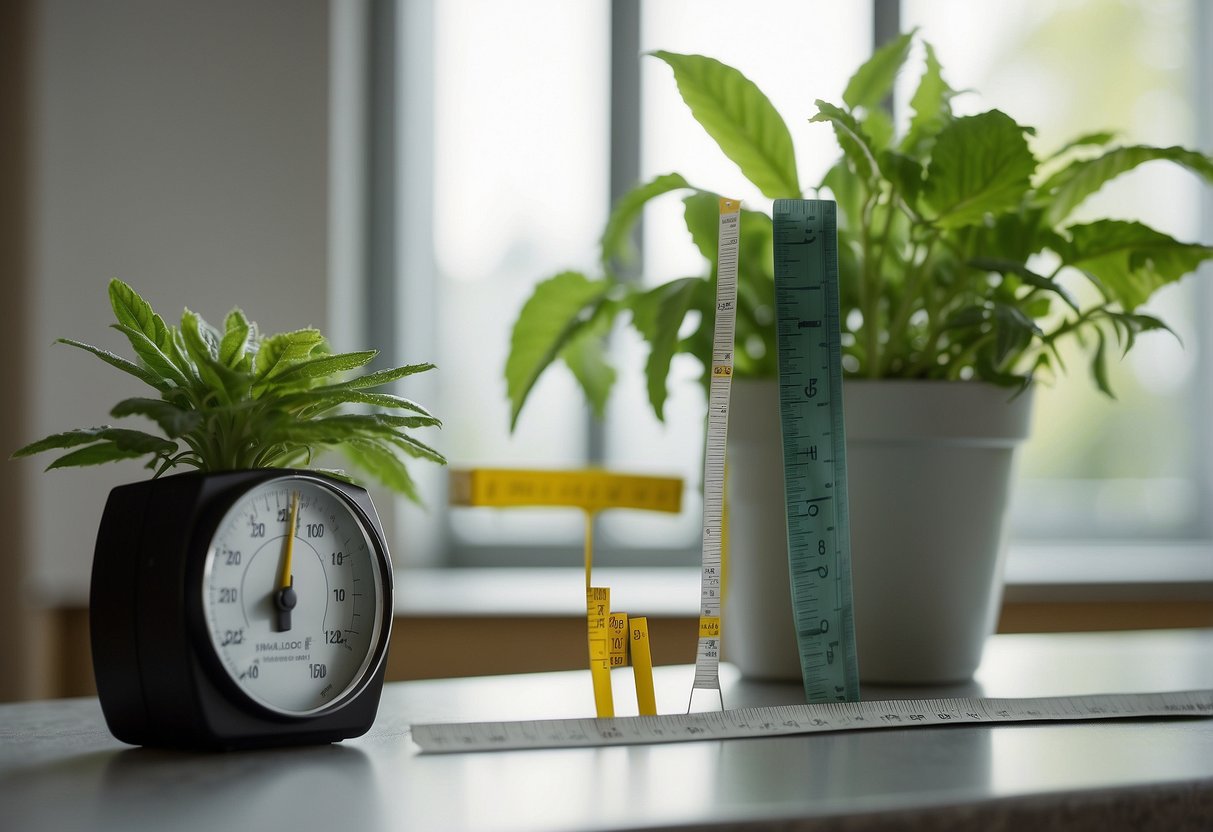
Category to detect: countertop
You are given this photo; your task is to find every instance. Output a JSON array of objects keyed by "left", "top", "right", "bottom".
[{"left": 2, "top": 629, "right": 1212, "bottom": 831}]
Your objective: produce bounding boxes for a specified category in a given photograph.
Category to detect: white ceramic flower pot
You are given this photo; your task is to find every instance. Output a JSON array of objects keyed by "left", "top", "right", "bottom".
[{"left": 723, "top": 378, "right": 1033, "bottom": 684}]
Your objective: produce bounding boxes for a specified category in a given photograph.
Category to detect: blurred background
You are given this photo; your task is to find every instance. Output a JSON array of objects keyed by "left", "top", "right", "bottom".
[{"left": 2, "top": 0, "right": 1210, "bottom": 701}]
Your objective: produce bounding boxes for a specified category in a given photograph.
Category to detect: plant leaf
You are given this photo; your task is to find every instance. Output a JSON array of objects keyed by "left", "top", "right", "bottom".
[
  {"left": 601, "top": 172, "right": 691, "bottom": 267},
  {"left": 12, "top": 426, "right": 115, "bottom": 457},
  {"left": 974, "top": 348, "right": 1032, "bottom": 392},
  {"left": 57, "top": 337, "right": 171, "bottom": 392},
  {"left": 254, "top": 328, "right": 327, "bottom": 380},
  {"left": 968, "top": 257, "right": 1079, "bottom": 311},
  {"left": 631, "top": 277, "right": 701, "bottom": 420},
  {"left": 281, "top": 389, "right": 438, "bottom": 420},
  {"left": 110, "top": 398, "right": 202, "bottom": 438},
  {"left": 924, "top": 110, "right": 1037, "bottom": 228},
  {"left": 1040, "top": 145, "right": 1213, "bottom": 226},
  {"left": 387, "top": 433, "right": 447, "bottom": 465},
  {"left": 341, "top": 439, "right": 420, "bottom": 503},
  {"left": 560, "top": 311, "right": 617, "bottom": 421},
  {"left": 1090, "top": 326, "right": 1114, "bottom": 398},
  {"left": 1046, "top": 130, "right": 1119, "bottom": 160},
  {"left": 901, "top": 41, "right": 955, "bottom": 157},
  {"left": 108, "top": 279, "right": 173, "bottom": 352},
  {"left": 992, "top": 302, "right": 1041, "bottom": 365},
  {"left": 878, "top": 149, "right": 925, "bottom": 207},
  {"left": 650, "top": 51, "right": 799, "bottom": 198},
  {"left": 811, "top": 101, "right": 879, "bottom": 183},
  {"left": 1062, "top": 220, "right": 1213, "bottom": 310},
  {"left": 267, "top": 413, "right": 443, "bottom": 447},
  {"left": 966, "top": 207, "right": 1054, "bottom": 264},
  {"left": 336, "top": 362, "right": 437, "bottom": 391},
  {"left": 821, "top": 160, "right": 865, "bottom": 233},
  {"left": 942, "top": 305, "right": 988, "bottom": 331},
  {"left": 46, "top": 441, "right": 154, "bottom": 470},
  {"left": 505, "top": 271, "right": 611, "bottom": 430},
  {"left": 110, "top": 323, "right": 191, "bottom": 388},
  {"left": 181, "top": 309, "right": 245, "bottom": 402},
  {"left": 843, "top": 30, "right": 915, "bottom": 111},
  {"left": 260, "top": 350, "right": 378, "bottom": 389},
  {"left": 220, "top": 308, "right": 252, "bottom": 368},
  {"left": 15, "top": 426, "right": 176, "bottom": 465},
  {"left": 681, "top": 191, "right": 721, "bottom": 268}
]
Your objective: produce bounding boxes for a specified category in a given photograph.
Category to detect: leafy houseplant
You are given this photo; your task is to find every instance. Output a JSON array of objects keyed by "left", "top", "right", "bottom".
[
  {"left": 506, "top": 31, "right": 1213, "bottom": 427},
  {"left": 13, "top": 280, "right": 445, "bottom": 498},
  {"left": 505, "top": 33, "right": 1213, "bottom": 685}
]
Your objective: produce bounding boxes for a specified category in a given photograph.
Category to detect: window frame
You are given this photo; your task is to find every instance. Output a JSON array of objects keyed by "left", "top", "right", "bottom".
[{"left": 372, "top": 0, "right": 1213, "bottom": 578}]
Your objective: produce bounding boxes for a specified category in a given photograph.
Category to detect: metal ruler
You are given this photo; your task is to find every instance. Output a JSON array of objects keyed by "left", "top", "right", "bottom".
[
  {"left": 773, "top": 199, "right": 860, "bottom": 703},
  {"left": 411, "top": 689, "right": 1213, "bottom": 752},
  {"left": 689, "top": 197, "right": 740, "bottom": 710}
]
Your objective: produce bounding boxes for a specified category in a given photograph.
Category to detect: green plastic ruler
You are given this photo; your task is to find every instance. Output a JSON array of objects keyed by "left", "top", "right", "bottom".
[{"left": 773, "top": 198, "right": 860, "bottom": 703}]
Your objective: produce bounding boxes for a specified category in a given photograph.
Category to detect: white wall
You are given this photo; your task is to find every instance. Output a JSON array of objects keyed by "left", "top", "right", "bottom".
[{"left": 20, "top": 0, "right": 333, "bottom": 601}]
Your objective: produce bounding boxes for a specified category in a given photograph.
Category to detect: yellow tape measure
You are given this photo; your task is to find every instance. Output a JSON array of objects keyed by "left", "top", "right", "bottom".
[
  {"left": 452, "top": 468, "right": 682, "bottom": 718},
  {"left": 586, "top": 587, "right": 614, "bottom": 718},
  {"left": 450, "top": 469, "right": 682, "bottom": 514}
]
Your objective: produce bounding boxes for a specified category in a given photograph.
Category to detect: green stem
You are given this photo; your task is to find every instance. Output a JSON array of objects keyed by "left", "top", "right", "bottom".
[
  {"left": 859, "top": 188, "right": 882, "bottom": 377},
  {"left": 881, "top": 228, "right": 940, "bottom": 375}
]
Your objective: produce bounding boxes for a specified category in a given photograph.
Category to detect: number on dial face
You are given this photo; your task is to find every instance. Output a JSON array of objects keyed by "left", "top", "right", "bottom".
[{"left": 202, "top": 478, "right": 386, "bottom": 716}]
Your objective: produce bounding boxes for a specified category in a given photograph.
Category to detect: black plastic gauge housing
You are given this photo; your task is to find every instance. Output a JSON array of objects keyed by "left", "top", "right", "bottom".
[{"left": 89, "top": 470, "right": 394, "bottom": 750}]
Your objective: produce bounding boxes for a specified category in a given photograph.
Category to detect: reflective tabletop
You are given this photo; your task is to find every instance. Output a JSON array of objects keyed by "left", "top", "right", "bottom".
[{"left": 2, "top": 629, "right": 1212, "bottom": 831}]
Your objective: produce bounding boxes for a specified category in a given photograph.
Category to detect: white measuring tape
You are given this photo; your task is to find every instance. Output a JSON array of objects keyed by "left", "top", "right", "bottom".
[
  {"left": 411, "top": 689, "right": 1213, "bottom": 753},
  {"left": 688, "top": 197, "right": 740, "bottom": 710}
]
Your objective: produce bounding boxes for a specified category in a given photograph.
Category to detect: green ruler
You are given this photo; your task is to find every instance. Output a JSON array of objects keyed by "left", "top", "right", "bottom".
[{"left": 773, "top": 198, "right": 860, "bottom": 704}]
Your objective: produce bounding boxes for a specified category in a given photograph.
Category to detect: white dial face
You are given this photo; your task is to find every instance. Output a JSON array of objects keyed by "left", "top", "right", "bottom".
[{"left": 202, "top": 477, "right": 388, "bottom": 716}]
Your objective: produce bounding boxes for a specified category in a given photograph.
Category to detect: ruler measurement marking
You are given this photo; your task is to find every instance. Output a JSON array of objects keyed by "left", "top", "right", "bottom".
[
  {"left": 412, "top": 690, "right": 1213, "bottom": 753},
  {"left": 774, "top": 199, "right": 860, "bottom": 704}
]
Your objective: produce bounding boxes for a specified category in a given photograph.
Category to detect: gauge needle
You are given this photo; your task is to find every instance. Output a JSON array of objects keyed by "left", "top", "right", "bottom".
[{"left": 273, "top": 491, "right": 300, "bottom": 632}]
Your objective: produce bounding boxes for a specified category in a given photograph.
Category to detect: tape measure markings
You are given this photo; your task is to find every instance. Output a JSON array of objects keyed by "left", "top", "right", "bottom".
[
  {"left": 411, "top": 689, "right": 1213, "bottom": 753},
  {"left": 690, "top": 197, "right": 740, "bottom": 707},
  {"left": 608, "top": 613, "right": 629, "bottom": 669},
  {"left": 773, "top": 199, "right": 860, "bottom": 703},
  {"left": 630, "top": 618, "right": 657, "bottom": 716},
  {"left": 586, "top": 587, "right": 614, "bottom": 718},
  {"left": 450, "top": 469, "right": 683, "bottom": 514}
]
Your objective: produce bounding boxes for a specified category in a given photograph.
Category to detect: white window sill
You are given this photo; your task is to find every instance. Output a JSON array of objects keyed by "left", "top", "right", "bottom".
[
  {"left": 33, "top": 542, "right": 1212, "bottom": 612},
  {"left": 394, "top": 543, "right": 1213, "bottom": 617}
]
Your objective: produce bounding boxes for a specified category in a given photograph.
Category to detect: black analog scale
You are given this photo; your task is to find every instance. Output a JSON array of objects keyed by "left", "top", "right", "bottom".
[{"left": 90, "top": 470, "right": 393, "bottom": 749}]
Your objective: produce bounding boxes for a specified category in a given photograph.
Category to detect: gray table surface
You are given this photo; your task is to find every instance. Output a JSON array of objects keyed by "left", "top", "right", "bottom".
[{"left": 2, "top": 629, "right": 1212, "bottom": 831}]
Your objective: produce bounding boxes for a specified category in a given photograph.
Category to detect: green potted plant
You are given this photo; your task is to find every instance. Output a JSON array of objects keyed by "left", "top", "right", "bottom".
[
  {"left": 506, "top": 33, "right": 1213, "bottom": 683},
  {"left": 14, "top": 279, "right": 445, "bottom": 493},
  {"left": 11, "top": 281, "right": 445, "bottom": 744}
]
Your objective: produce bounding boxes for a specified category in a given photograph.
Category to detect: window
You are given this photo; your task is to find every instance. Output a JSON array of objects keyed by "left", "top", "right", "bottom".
[
  {"left": 387, "top": 0, "right": 1212, "bottom": 569},
  {"left": 902, "top": 0, "right": 1211, "bottom": 542}
]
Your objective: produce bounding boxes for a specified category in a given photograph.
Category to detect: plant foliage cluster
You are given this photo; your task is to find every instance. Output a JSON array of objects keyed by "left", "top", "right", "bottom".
[
  {"left": 13, "top": 280, "right": 445, "bottom": 501},
  {"left": 505, "top": 32, "right": 1213, "bottom": 428}
]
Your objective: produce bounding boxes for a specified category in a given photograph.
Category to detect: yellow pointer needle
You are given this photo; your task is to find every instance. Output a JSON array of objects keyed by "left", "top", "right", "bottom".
[
  {"left": 279, "top": 491, "right": 300, "bottom": 591},
  {"left": 273, "top": 491, "right": 301, "bottom": 632}
]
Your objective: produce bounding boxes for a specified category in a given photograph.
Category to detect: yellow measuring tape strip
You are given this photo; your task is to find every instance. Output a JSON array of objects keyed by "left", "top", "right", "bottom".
[
  {"left": 452, "top": 469, "right": 683, "bottom": 718},
  {"left": 586, "top": 587, "right": 614, "bottom": 718},
  {"left": 450, "top": 469, "right": 683, "bottom": 514},
  {"left": 630, "top": 617, "right": 657, "bottom": 716}
]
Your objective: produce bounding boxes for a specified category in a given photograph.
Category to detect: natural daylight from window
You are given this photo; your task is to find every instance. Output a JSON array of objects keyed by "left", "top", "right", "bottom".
[{"left": 407, "top": 0, "right": 1210, "bottom": 568}]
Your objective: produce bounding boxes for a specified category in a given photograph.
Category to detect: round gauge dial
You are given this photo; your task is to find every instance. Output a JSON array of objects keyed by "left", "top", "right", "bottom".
[{"left": 201, "top": 475, "right": 390, "bottom": 716}]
